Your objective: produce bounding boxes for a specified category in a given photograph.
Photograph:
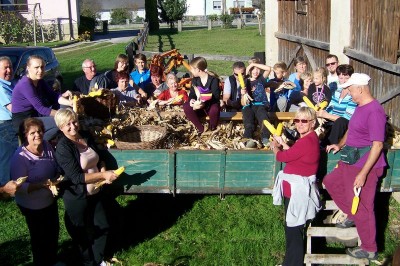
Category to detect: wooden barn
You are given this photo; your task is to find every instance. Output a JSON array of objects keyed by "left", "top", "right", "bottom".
[{"left": 264, "top": 0, "right": 400, "bottom": 127}]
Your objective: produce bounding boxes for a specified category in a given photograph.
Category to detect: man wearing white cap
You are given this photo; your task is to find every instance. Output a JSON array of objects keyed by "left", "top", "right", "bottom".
[{"left": 323, "top": 73, "right": 386, "bottom": 260}]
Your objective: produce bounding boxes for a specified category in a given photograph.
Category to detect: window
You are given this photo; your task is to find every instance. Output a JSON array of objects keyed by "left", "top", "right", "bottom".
[
  {"left": 296, "top": 0, "right": 308, "bottom": 15},
  {"left": 234, "top": 1, "right": 245, "bottom": 8},
  {"left": 0, "top": 0, "right": 28, "bottom": 12},
  {"left": 213, "top": 1, "right": 221, "bottom": 10}
]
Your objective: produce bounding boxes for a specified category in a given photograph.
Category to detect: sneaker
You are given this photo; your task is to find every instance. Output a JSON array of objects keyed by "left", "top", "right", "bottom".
[
  {"left": 346, "top": 246, "right": 377, "bottom": 260},
  {"left": 245, "top": 140, "right": 257, "bottom": 148},
  {"left": 335, "top": 218, "right": 355, "bottom": 228}
]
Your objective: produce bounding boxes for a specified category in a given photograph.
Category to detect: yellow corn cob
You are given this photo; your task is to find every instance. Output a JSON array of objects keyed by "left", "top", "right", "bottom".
[
  {"left": 88, "top": 89, "right": 103, "bottom": 97},
  {"left": 15, "top": 176, "right": 27, "bottom": 185},
  {"left": 351, "top": 196, "right": 360, "bottom": 215},
  {"left": 114, "top": 166, "right": 125, "bottom": 176},
  {"left": 351, "top": 187, "right": 361, "bottom": 215},
  {"left": 106, "top": 139, "right": 115, "bottom": 147},
  {"left": 302, "top": 96, "right": 316, "bottom": 110},
  {"left": 263, "top": 120, "right": 277, "bottom": 135},
  {"left": 172, "top": 94, "right": 184, "bottom": 104},
  {"left": 275, "top": 123, "right": 283, "bottom": 136},
  {"left": 316, "top": 100, "right": 328, "bottom": 111},
  {"left": 238, "top": 73, "right": 245, "bottom": 89},
  {"left": 106, "top": 124, "right": 113, "bottom": 131},
  {"left": 72, "top": 95, "right": 79, "bottom": 113}
]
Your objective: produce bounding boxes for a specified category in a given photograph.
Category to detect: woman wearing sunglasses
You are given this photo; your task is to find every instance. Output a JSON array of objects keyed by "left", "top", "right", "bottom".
[{"left": 271, "top": 106, "right": 321, "bottom": 266}]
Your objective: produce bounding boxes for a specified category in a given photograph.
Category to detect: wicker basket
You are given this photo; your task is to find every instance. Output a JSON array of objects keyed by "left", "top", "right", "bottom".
[
  {"left": 114, "top": 125, "right": 167, "bottom": 150},
  {"left": 78, "top": 90, "right": 117, "bottom": 119}
]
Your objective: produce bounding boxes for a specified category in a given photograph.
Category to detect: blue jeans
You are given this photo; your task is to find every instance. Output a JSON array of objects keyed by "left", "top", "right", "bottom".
[{"left": 0, "top": 120, "right": 18, "bottom": 185}]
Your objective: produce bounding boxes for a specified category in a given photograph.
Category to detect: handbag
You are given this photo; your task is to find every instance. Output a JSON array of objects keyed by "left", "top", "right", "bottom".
[{"left": 340, "top": 145, "right": 371, "bottom": 165}]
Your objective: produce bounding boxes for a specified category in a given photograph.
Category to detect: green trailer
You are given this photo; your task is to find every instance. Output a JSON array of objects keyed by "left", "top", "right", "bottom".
[{"left": 105, "top": 149, "right": 400, "bottom": 196}]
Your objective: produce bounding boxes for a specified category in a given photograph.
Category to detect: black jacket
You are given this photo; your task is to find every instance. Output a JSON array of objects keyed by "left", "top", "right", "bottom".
[{"left": 55, "top": 131, "right": 103, "bottom": 200}]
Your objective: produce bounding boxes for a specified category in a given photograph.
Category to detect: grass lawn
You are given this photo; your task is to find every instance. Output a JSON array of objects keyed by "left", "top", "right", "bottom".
[{"left": 1, "top": 26, "right": 400, "bottom": 266}]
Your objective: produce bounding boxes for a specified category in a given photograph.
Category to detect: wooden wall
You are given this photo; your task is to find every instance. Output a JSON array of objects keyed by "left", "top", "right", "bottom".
[
  {"left": 349, "top": 0, "right": 400, "bottom": 127},
  {"left": 275, "top": 0, "right": 400, "bottom": 127}
]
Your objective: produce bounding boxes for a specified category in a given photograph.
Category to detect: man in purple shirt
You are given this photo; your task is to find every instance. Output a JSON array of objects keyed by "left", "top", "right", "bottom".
[{"left": 323, "top": 73, "right": 386, "bottom": 260}]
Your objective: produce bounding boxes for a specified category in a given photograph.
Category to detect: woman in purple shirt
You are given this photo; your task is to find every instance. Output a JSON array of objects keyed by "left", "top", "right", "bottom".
[
  {"left": 11, "top": 55, "right": 72, "bottom": 140},
  {"left": 10, "top": 118, "right": 60, "bottom": 266}
]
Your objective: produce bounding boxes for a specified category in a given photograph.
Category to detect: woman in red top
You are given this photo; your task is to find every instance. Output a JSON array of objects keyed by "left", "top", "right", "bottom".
[
  {"left": 157, "top": 73, "right": 188, "bottom": 106},
  {"left": 271, "top": 106, "right": 320, "bottom": 266}
]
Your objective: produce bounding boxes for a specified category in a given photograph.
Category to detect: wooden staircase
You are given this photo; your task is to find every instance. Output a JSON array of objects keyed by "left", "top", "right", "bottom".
[{"left": 304, "top": 200, "right": 369, "bottom": 266}]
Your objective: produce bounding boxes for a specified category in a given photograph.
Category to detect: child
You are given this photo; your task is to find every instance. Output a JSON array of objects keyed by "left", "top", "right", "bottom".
[
  {"left": 183, "top": 57, "right": 220, "bottom": 134},
  {"left": 287, "top": 72, "right": 313, "bottom": 112},
  {"left": 129, "top": 53, "right": 151, "bottom": 100},
  {"left": 241, "top": 58, "right": 273, "bottom": 146},
  {"left": 265, "top": 61, "right": 295, "bottom": 111},
  {"left": 307, "top": 67, "right": 332, "bottom": 106}
]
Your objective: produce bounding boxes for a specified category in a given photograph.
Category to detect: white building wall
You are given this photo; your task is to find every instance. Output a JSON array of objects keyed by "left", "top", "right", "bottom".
[
  {"left": 186, "top": 0, "right": 252, "bottom": 17},
  {"left": 21, "top": 0, "right": 79, "bottom": 40}
]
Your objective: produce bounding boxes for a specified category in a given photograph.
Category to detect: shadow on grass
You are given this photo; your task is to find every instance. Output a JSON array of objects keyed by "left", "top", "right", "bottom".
[
  {"left": 103, "top": 193, "right": 203, "bottom": 258},
  {"left": 0, "top": 238, "right": 31, "bottom": 266}
]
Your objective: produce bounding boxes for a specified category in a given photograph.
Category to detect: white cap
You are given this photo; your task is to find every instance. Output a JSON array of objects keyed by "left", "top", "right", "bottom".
[{"left": 341, "top": 73, "right": 371, "bottom": 88}]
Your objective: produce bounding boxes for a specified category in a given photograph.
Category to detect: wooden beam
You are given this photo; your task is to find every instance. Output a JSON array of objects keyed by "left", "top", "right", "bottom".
[
  {"left": 274, "top": 32, "right": 330, "bottom": 51},
  {"left": 344, "top": 47, "right": 400, "bottom": 75},
  {"left": 378, "top": 86, "right": 400, "bottom": 104},
  {"left": 287, "top": 45, "right": 302, "bottom": 69},
  {"left": 302, "top": 44, "right": 317, "bottom": 71}
]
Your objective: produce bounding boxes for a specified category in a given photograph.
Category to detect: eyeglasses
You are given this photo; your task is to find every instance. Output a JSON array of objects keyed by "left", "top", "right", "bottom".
[
  {"left": 294, "top": 119, "right": 312, "bottom": 124},
  {"left": 325, "top": 62, "right": 337, "bottom": 67},
  {"left": 83, "top": 65, "right": 96, "bottom": 69},
  {"left": 234, "top": 73, "right": 245, "bottom": 76}
]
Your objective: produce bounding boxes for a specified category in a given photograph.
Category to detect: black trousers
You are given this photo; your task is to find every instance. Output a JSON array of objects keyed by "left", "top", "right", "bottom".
[
  {"left": 242, "top": 105, "right": 271, "bottom": 140},
  {"left": 283, "top": 197, "right": 305, "bottom": 266},
  {"left": 63, "top": 194, "right": 109, "bottom": 266},
  {"left": 327, "top": 117, "right": 349, "bottom": 145},
  {"left": 18, "top": 202, "right": 59, "bottom": 266}
]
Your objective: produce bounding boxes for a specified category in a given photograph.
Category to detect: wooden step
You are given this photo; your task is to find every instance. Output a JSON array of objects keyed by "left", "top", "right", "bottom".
[
  {"left": 323, "top": 200, "right": 338, "bottom": 210},
  {"left": 307, "top": 226, "right": 359, "bottom": 238},
  {"left": 304, "top": 254, "right": 369, "bottom": 265}
]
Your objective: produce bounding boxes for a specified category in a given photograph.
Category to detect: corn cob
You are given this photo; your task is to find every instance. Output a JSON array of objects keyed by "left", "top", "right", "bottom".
[
  {"left": 351, "top": 187, "right": 361, "bottom": 215},
  {"left": 238, "top": 73, "right": 245, "bottom": 89}
]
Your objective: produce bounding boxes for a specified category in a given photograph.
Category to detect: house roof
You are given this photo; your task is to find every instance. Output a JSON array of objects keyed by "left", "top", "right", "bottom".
[{"left": 98, "top": 0, "right": 145, "bottom": 11}]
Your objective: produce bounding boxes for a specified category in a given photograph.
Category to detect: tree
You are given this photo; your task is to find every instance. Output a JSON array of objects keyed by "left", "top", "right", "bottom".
[
  {"left": 110, "top": 8, "right": 130, "bottom": 25},
  {"left": 79, "top": 0, "right": 101, "bottom": 20},
  {"left": 159, "top": 0, "right": 187, "bottom": 28},
  {"left": 145, "top": 0, "right": 159, "bottom": 32}
]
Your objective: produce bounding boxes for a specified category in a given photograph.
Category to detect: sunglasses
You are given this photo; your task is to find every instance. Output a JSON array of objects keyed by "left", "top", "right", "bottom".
[
  {"left": 325, "top": 62, "right": 337, "bottom": 67},
  {"left": 234, "top": 73, "right": 245, "bottom": 76},
  {"left": 294, "top": 119, "right": 312, "bottom": 124}
]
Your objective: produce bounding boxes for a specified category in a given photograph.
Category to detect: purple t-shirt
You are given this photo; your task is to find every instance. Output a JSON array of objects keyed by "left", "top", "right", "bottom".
[
  {"left": 11, "top": 75, "right": 59, "bottom": 116},
  {"left": 10, "top": 141, "right": 58, "bottom": 209},
  {"left": 346, "top": 99, "right": 386, "bottom": 168}
]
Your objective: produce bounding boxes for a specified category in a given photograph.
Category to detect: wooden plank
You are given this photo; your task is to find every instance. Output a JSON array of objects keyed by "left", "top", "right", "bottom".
[
  {"left": 323, "top": 200, "right": 338, "bottom": 211},
  {"left": 378, "top": 86, "right": 400, "bottom": 104},
  {"left": 274, "top": 32, "right": 330, "bottom": 51},
  {"left": 301, "top": 44, "right": 317, "bottom": 71},
  {"left": 344, "top": 47, "right": 400, "bottom": 75},
  {"left": 304, "top": 254, "right": 369, "bottom": 264},
  {"left": 307, "top": 227, "right": 359, "bottom": 238}
]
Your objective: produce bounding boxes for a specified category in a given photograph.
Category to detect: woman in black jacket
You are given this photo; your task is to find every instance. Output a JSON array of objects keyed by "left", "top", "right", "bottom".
[{"left": 54, "top": 108, "right": 117, "bottom": 266}]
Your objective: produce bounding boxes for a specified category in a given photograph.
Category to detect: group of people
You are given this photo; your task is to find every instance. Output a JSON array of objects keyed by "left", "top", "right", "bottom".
[
  {"left": 0, "top": 50, "right": 388, "bottom": 265},
  {"left": 0, "top": 55, "right": 119, "bottom": 265},
  {"left": 270, "top": 69, "right": 386, "bottom": 265}
]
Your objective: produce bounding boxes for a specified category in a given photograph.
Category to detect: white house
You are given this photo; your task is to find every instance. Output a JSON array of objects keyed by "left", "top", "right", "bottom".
[
  {"left": 97, "top": 0, "right": 145, "bottom": 23},
  {"left": 0, "top": 0, "right": 79, "bottom": 41},
  {"left": 185, "top": 0, "right": 253, "bottom": 17}
]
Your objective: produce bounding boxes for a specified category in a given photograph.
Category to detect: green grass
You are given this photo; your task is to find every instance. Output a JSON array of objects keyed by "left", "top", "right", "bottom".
[
  {"left": 2, "top": 26, "right": 399, "bottom": 266},
  {"left": 146, "top": 27, "right": 265, "bottom": 56}
]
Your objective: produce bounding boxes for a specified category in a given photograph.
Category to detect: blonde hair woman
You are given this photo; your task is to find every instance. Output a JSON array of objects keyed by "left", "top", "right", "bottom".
[
  {"left": 54, "top": 108, "right": 117, "bottom": 266},
  {"left": 271, "top": 107, "right": 321, "bottom": 266}
]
